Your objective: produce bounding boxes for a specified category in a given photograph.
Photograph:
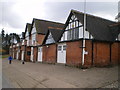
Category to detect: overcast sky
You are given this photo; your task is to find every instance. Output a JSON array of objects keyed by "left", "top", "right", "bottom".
[{"left": 0, "top": 0, "right": 119, "bottom": 34}]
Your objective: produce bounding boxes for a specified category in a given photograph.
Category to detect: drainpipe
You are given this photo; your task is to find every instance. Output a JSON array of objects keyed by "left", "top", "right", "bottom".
[
  {"left": 82, "top": 0, "right": 86, "bottom": 66},
  {"left": 22, "top": 40, "right": 26, "bottom": 64}
]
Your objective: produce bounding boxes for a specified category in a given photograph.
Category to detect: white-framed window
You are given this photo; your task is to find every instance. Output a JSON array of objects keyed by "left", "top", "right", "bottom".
[{"left": 60, "top": 14, "right": 92, "bottom": 42}]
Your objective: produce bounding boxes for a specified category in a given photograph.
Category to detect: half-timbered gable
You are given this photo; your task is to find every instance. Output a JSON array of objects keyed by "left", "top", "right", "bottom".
[
  {"left": 61, "top": 10, "right": 92, "bottom": 42},
  {"left": 25, "top": 23, "right": 32, "bottom": 46},
  {"left": 43, "top": 28, "right": 64, "bottom": 45},
  {"left": 60, "top": 10, "right": 118, "bottom": 42},
  {"left": 45, "top": 32, "right": 55, "bottom": 44}
]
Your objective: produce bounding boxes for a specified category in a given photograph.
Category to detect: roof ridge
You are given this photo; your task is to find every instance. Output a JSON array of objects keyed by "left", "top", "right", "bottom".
[
  {"left": 26, "top": 23, "right": 32, "bottom": 25},
  {"left": 33, "top": 18, "right": 64, "bottom": 25},
  {"left": 71, "top": 9, "right": 116, "bottom": 23}
]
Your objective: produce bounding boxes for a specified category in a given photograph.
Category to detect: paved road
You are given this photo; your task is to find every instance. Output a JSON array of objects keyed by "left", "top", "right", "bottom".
[{"left": 2, "top": 58, "right": 119, "bottom": 88}]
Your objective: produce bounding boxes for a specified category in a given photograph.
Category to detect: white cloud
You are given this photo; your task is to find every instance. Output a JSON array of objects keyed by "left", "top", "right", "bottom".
[
  {"left": 0, "top": 23, "right": 23, "bottom": 34},
  {"left": 93, "top": 12, "right": 116, "bottom": 21},
  {"left": 0, "top": 1, "right": 118, "bottom": 35},
  {"left": 12, "top": 0, "right": 46, "bottom": 22}
]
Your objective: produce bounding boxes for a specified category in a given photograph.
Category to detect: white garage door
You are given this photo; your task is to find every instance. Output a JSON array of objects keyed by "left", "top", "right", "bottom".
[
  {"left": 38, "top": 47, "right": 42, "bottom": 62},
  {"left": 57, "top": 43, "right": 66, "bottom": 64},
  {"left": 21, "top": 51, "right": 24, "bottom": 61}
]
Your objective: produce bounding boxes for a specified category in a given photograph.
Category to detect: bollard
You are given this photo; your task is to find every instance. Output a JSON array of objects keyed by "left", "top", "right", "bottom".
[{"left": 22, "top": 61, "right": 25, "bottom": 64}]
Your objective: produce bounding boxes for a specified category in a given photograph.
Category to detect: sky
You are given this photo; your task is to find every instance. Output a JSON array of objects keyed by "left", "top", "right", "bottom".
[{"left": 0, "top": 0, "right": 119, "bottom": 34}]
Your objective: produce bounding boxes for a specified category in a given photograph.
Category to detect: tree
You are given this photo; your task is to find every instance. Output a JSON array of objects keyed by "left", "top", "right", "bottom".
[
  {"left": 9, "top": 33, "right": 20, "bottom": 45},
  {"left": 0, "top": 28, "right": 21, "bottom": 54},
  {"left": 1, "top": 28, "right": 5, "bottom": 42}
]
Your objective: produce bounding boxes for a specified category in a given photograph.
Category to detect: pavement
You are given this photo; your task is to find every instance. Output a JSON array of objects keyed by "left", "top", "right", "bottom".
[
  {"left": 2, "top": 58, "right": 119, "bottom": 88},
  {"left": 2, "top": 75, "right": 13, "bottom": 88}
]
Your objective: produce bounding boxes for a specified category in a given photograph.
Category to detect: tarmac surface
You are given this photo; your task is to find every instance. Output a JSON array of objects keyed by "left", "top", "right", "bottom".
[{"left": 2, "top": 58, "right": 119, "bottom": 88}]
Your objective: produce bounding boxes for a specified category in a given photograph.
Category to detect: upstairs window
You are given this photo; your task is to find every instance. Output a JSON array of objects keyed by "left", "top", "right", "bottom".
[
  {"left": 60, "top": 14, "right": 92, "bottom": 42},
  {"left": 65, "top": 15, "right": 81, "bottom": 40}
]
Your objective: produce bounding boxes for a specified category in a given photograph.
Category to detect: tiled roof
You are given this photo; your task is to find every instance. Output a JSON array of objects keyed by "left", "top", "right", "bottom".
[{"left": 64, "top": 9, "right": 119, "bottom": 42}]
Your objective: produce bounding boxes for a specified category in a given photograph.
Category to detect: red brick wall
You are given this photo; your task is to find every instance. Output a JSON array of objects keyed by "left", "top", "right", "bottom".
[
  {"left": 25, "top": 46, "right": 31, "bottom": 62},
  {"left": 15, "top": 47, "right": 18, "bottom": 59},
  {"left": 111, "top": 43, "right": 119, "bottom": 65},
  {"left": 36, "top": 34, "right": 45, "bottom": 45},
  {"left": 93, "top": 42, "right": 110, "bottom": 67},
  {"left": 18, "top": 50, "right": 21, "bottom": 60},
  {"left": 118, "top": 42, "right": 120, "bottom": 64},
  {"left": 84, "top": 40, "right": 93, "bottom": 67},
  {"left": 43, "top": 44, "right": 57, "bottom": 64},
  {"left": 21, "top": 46, "right": 25, "bottom": 51},
  {"left": 33, "top": 47, "right": 38, "bottom": 62},
  {"left": 13, "top": 48, "right": 16, "bottom": 59},
  {"left": 66, "top": 40, "right": 92, "bottom": 68},
  {"left": 66, "top": 41, "right": 82, "bottom": 67}
]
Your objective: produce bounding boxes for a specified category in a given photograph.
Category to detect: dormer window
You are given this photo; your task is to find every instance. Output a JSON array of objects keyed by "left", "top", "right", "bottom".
[{"left": 45, "top": 32, "right": 55, "bottom": 44}]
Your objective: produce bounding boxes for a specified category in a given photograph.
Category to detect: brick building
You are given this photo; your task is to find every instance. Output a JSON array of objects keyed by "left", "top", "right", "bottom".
[
  {"left": 10, "top": 9, "right": 120, "bottom": 68},
  {"left": 36, "top": 10, "right": 120, "bottom": 68},
  {"left": 56, "top": 10, "right": 120, "bottom": 67},
  {"left": 30, "top": 18, "right": 64, "bottom": 62}
]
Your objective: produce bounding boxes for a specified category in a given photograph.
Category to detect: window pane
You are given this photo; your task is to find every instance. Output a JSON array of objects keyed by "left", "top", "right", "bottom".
[
  {"left": 79, "top": 27, "right": 83, "bottom": 38},
  {"left": 38, "top": 48, "right": 40, "bottom": 52},
  {"left": 70, "top": 30, "right": 72, "bottom": 40},
  {"left": 72, "top": 29, "right": 74, "bottom": 39},
  {"left": 75, "top": 28, "right": 79, "bottom": 39},
  {"left": 39, "top": 48, "right": 42, "bottom": 52},
  {"left": 67, "top": 31, "right": 70, "bottom": 40},
  {"left": 85, "top": 30, "right": 89, "bottom": 39},
  {"left": 63, "top": 45, "right": 66, "bottom": 50},
  {"left": 58, "top": 46, "right": 62, "bottom": 51}
]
